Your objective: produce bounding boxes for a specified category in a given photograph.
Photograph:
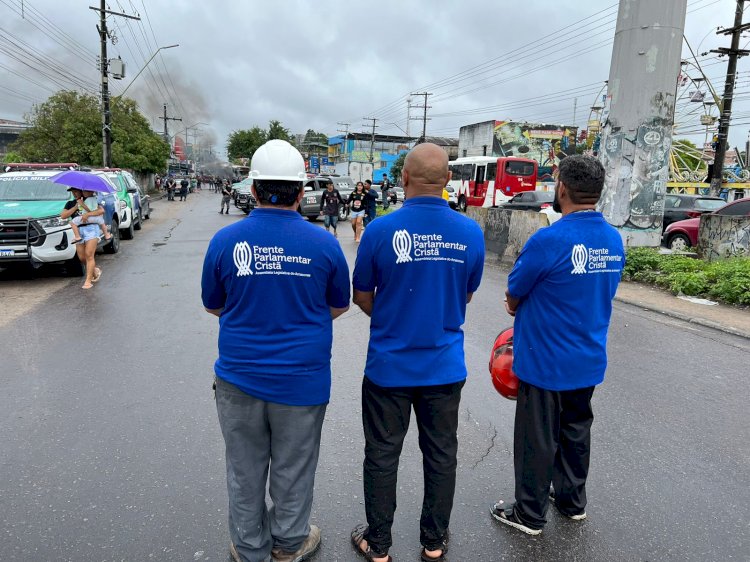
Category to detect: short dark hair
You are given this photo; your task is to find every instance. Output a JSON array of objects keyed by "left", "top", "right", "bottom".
[
  {"left": 253, "top": 180, "right": 302, "bottom": 206},
  {"left": 558, "top": 155, "right": 605, "bottom": 205},
  {"left": 365, "top": 179, "right": 372, "bottom": 185}
]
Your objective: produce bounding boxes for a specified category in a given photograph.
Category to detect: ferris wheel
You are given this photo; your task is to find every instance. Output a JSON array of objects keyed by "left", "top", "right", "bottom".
[{"left": 669, "top": 70, "right": 719, "bottom": 182}]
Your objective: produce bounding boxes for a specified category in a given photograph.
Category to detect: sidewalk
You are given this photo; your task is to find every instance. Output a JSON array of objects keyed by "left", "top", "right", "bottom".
[{"left": 615, "top": 281, "right": 750, "bottom": 339}]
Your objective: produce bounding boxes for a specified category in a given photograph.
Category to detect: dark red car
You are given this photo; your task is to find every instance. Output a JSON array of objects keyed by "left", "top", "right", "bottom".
[{"left": 661, "top": 197, "right": 750, "bottom": 250}]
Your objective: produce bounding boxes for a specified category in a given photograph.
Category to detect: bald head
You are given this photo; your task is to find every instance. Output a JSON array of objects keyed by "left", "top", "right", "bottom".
[{"left": 402, "top": 143, "right": 450, "bottom": 198}]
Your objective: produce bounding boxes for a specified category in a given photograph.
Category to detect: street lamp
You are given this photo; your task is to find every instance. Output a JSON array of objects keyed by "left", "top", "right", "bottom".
[{"left": 119, "top": 44, "right": 179, "bottom": 97}]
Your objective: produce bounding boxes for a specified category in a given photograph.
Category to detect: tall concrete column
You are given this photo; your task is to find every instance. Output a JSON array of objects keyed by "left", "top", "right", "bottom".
[{"left": 598, "top": 0, "right": 688, "bottom": 246}]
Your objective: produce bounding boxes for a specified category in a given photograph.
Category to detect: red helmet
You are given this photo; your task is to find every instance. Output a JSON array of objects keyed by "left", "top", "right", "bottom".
[{"left": 489, "top": 327, "right": 519, "bottom": 400}]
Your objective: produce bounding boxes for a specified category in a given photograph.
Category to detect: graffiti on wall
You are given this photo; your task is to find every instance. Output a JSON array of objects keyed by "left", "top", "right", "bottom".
[
  {"left": 698, "top": 215, "right": 750, "bottom": 261},
  {"left": 492, "top": 121, "right": 577, "bottom": 180}
]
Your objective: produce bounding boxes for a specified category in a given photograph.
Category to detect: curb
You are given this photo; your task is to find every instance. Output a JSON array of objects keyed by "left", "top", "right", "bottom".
[{"left": 614, "top": 295, "right": 750, "bottom": 340}]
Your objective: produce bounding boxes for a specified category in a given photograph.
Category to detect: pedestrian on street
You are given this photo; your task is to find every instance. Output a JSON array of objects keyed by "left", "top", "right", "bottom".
[
  {"left": 165, "top": 175, "right": 176, "bottom": 201},
  {"left": 380, "top": 173, "right": 391, "bottom": 210},
  {"left": 351, "top": 143, "right": 485, "bottom": 562},
  {"left": 202, "top": 139, "right": 350, "bottom": 562},
  {"left": 220, "top": 183, "right": 232, "bottom": 214},
  {"left": 179, "top": 178, "right": 189, "bottom": 201},
  {"left": 347, "top": 181, "right": 367, "bottom": 242},
  {"left": 363, "top": 179, "right": 378, "bottom": 227},
  {"left": 60, "top": 188, "right": 104, "bottom": 290},
  {"left": 489, "top": 155, "right": 625, "bottom": 536},
  {"left": 319, "top": 179, "right": 344, "bottom": 237}
]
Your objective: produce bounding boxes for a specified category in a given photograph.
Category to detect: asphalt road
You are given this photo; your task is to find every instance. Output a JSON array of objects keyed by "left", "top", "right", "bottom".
[{"left": 1, "top": 191, "right": 749, "bottom": 562}]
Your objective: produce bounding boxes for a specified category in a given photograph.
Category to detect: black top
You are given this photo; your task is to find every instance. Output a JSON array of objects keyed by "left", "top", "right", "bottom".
[
  {"left": 348, "top": 191, "right": 366, "bottom": 211},
  {"left": 63, "top": 199, "right": 79, "bottom": 218},
  {"left": 320, "top": 189, "right": 344, "bottom": 215}
]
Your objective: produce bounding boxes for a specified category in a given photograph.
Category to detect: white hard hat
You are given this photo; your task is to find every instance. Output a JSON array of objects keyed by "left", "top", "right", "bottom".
[{"left": 249, "top": 140, "right": 307, "bottom": 182}]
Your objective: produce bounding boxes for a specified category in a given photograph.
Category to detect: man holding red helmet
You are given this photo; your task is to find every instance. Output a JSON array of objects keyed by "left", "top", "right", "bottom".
[{"left": 490, "top": 155, "right": 624, "bottom": 536}]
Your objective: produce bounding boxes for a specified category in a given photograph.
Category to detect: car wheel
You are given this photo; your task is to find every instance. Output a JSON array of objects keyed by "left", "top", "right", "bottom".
[
  {"left": 134, "top": 210, "right": 142, "bottom": 230},
  {"left": 458, "top": 196, "right": 467, "bottom": 212},
  {"left": 104, "top": 222, "right": 120, "bottom": 254},
  {"left": 121, "top": 219, "right": 134, "bottom": 240},
  {"left": 667, "top": 233, "right": 691, "bottom": 251}
]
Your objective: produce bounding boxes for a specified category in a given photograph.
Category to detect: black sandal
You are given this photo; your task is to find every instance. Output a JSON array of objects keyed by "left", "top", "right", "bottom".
[
  {"left": 420, "top": 529, "right": 449, "bottom": 561},
  {"left": 351, "top": 524, "right": 392, "bottom": 562}
]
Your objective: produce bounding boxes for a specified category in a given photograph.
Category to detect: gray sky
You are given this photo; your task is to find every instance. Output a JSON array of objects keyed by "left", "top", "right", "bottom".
[{"left": 0, "top": 0, "right": 745, "bottom": 159}]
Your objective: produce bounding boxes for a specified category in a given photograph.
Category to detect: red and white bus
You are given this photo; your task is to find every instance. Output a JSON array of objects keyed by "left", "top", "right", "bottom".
[{"left": 448, "top": 156, "right": 538, "bottom": 210}]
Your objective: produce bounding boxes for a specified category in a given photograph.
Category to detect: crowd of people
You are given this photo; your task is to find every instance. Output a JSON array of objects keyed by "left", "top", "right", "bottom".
[{"left": 200, "top": 139, "right": 625, "bottom": 562}]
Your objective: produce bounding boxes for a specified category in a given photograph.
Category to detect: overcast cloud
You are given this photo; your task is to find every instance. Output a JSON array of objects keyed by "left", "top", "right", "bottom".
[{"left": 0, "top": 0, "right": 744, "bottom": 158}]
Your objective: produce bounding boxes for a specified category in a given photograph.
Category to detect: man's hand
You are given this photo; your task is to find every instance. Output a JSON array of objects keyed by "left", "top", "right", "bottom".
[{"left": 504, "top": 289, "right": 520, "bottom": 317}]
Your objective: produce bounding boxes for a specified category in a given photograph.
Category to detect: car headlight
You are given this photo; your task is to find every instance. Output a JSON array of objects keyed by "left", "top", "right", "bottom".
[
  {"left": 119, "top": 200, "right": 127, "bottom": 210},
  {"left": 36, "top": 216, "right": 67, "bottom": 230}
]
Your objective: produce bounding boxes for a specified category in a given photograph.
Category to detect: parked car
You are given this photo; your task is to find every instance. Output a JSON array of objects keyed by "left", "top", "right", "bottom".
[
  {"left": 233, "top": 179, "right": 256, "bottom": 214},
  {"left": 498, "top": 190, "right": 555, "bottom": 211},
  {"left": 661, "top": 196, "right": 750, "bottom": 250},
  {"left": 94, "top": 168, "right": 150, "bottom": 240},
  {"left": 662, "top": 193, "right": 725, "bottom": 230},
  {"left": 298, "top": 176, "right": 354, "bottom": 220},
  {"left": 444, "top": 185, "right": 458, "bottom": 209},
  {"left": 391, "top": 186, "right": 405, "bottom": 204},
  {"left": 0, "top": 166, "right": 120, "bottom": 275}
]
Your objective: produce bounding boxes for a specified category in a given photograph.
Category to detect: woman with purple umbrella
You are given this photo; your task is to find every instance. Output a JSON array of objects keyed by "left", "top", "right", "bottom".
[{"left": 60, "top": 188, "right": 103, "bottom": 289}]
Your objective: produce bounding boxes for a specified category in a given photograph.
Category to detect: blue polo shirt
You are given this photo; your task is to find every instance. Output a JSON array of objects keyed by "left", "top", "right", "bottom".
[
  {"left": 201, "top": 209, "right": 350, "bottom": 406},
  {"left": 353, "top": 196, "right": 485, "bottom": 387},
  {"left": 507, "top": 211, "right": 625, "bottom": 391}
]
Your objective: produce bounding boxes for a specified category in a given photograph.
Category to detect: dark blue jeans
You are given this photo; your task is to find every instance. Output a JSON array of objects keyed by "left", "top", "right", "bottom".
[{"left": 361, "top": 376, "right": 464, "bottom": 556}]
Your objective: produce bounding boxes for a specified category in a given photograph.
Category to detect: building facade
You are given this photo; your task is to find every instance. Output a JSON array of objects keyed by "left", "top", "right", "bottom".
[
  {"left": 458, "top": 120, "right": 578, "bottom": 180},
  {"left": 0, "top": 118, "right": 30, "bottom": 161}
]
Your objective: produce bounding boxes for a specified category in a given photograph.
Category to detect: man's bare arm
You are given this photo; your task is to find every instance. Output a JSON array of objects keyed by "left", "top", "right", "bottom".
[
  {"left": 205, "top": 307, "right": 224, "bottom": 317},
  {"left": 330, "top": 305, "right": 349, "bottom": 319},
  {"left": 353, "top": 289, "right": 374, "bottom": 317}
]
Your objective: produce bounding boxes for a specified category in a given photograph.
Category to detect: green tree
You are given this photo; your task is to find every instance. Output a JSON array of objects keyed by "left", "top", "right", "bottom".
[
  {"left": 303, "top": 129, "right": 328, "bottom": 145},
  {"left": 12, "top": 90, "right": 169, "bottom": 172},
  {"left": 226, "top": 126, "right": 267, "bottom": 161},
  {"left": 390, "top": 152, "right": 407, "bottom": 184},
  {"left": 2, "top": 150, "right": 23, "bottom": 163},
  {"left": 268, "top": 120, "right": 291, "bottom": 142}
]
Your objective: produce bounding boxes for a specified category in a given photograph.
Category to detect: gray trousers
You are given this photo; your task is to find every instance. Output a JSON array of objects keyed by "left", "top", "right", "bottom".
[{"left": 215, "top": 377, "right": 327, "bottom": 562}]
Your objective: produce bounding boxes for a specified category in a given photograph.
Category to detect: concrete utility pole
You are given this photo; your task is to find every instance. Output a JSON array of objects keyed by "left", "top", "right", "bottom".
[
  {"left": 159, "top": 103, "right": 181, "bottom": 141},
  {"left": 362, "top": 117, "right": 379, "bottom": 163},
  {"left": 90, "top": 2, "right": 139, "bottom": 168},
  {"left": 337, "top": 122, "right": 351, "bottom": 162},
  {"left": 598, "top": 0, "right": 688, "bottom": 247},
  {"left": 410, "top": 92, "right": 432, "bottom": 142},
  {"left": 709, "top": 0, "right": 749, "bottom": 196}
]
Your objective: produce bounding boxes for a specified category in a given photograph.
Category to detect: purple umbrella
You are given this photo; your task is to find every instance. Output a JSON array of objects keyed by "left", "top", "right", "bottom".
[{"left": 49, "top": 170, "right": 116, "bottom": 193}]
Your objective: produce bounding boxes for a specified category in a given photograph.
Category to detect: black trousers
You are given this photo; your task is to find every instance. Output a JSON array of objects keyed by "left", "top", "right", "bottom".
[
  {"left": 513, "top": 380, "right": 595, "bottom": 529},
  {"left": 362, "top": 376, "right": 464, "bottom": 556}
]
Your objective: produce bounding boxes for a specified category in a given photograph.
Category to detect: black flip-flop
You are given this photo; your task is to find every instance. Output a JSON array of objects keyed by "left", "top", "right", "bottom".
[{"left": 351, "top": 524, "right": 392, "bottom": 562}]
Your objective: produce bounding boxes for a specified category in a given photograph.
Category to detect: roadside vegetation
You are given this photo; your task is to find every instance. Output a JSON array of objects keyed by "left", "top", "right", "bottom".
[{"left": 623, "top": 248, "right": 750, "bottom": 305}]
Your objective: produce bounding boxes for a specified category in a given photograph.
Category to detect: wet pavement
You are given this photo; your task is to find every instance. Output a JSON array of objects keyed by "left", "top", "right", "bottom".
[{"left": 1, "top": 190, "right": 749, "bottom": 561}]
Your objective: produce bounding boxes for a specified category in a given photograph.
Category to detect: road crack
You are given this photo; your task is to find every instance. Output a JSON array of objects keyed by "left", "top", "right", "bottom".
[{"left": 472, "top": 425, "right": 498, "bottom": 470}]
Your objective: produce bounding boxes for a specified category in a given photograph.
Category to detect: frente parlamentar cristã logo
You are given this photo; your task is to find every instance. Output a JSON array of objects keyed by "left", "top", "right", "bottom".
[
  {"left": 233, "top": 241, "right": 313, "bottom": 277},
  {"left": 392, "top": 229, "right": 468, "bottom": 264}
]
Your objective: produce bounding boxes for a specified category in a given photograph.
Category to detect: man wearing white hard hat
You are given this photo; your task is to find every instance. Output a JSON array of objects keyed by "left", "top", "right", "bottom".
[{"left": 202, "top": 140, "right": 351, "bottom": 562}]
